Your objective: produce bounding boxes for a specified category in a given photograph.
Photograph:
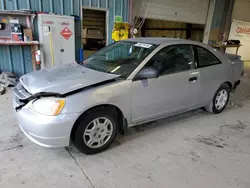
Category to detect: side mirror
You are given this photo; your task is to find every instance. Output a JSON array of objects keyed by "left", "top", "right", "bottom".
[{"left": 135, "top": 67, "right": 159, "bottom": 81}]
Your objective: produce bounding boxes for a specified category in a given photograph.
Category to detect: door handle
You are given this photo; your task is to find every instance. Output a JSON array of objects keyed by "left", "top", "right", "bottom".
[{"left": 189, "top": 76, "right": 197, "bottom": 82}]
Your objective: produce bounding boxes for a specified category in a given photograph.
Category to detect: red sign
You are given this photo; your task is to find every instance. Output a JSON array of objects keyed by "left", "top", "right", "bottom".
[
  {"left": 43, "top": 21, "right": 54, "bottom": 25},
  {"left": 236, "top": 27, "right": 250, "bottom": 35},
  {"left": 60, "top": 27, "right": 72, "bottom": 40}
]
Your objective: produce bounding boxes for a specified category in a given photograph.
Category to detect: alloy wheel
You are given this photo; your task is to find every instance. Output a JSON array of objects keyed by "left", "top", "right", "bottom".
[{"left": 83, "top": 117, "right": 114, "bottom": 148}]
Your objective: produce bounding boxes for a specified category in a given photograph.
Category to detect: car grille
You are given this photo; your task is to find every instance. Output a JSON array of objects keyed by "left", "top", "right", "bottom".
[{"left": 13, "top": 83, "right": 32, "bottom": 100}]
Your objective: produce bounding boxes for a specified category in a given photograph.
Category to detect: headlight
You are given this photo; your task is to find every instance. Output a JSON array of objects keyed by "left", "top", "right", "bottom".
[{"left": 29, "top": 98, "right": 65, "bottom": 116}]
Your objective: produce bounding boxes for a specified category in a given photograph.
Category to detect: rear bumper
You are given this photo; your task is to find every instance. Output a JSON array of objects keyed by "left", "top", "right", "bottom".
[{"left": 15, "top": 106, "right": 80, "bottom": 148}]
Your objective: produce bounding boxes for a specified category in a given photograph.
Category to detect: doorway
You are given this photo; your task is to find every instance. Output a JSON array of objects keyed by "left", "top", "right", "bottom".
[{"left": 81, "top": 7, "right": 108, "bottom": 59}]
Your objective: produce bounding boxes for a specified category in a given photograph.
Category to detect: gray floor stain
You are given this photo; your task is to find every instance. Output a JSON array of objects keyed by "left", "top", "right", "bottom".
[
  {"left": 229, "top": 102, "right": 244, "bottom": 109},
  {"left": 190, "top": 151, "right": 200, "bottom": 162},
  {"left": 191, "top": 120, "right": 250, "bottom": 154},
  {"left": 195, "top": 136, "right": 225, "bottom": 148},
  {"left": 0, "top": 144, "right": 23, "bottom": 152},
  {"left": 9, "top": 132, "right": 23, "bottom": 144},
  {"left": 222, "top": 120, "right": 247, "bottom": 131}
]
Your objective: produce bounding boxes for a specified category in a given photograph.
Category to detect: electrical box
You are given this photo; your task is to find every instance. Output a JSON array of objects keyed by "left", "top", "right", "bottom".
[{"left": 37, "top": 14, "right": 75, "bottom": 69}]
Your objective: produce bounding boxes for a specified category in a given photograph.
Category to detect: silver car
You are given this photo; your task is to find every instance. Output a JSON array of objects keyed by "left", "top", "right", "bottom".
[{"left": 12, "top": 38, "right": 244, "bottom": 154}]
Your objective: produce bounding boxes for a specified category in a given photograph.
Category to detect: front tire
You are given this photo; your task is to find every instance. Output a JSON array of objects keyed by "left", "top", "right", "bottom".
[
  {"left": 205, "top": 84, "right": 230, "bottom": 114},
  {"left": 72, "top": 108, "right": 118, "bottom": 154}
]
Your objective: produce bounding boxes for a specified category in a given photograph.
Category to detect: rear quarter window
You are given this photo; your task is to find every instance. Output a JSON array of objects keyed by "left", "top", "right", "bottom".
[{"left": 196, "top": 46, "right": 221, "bottom": 68}]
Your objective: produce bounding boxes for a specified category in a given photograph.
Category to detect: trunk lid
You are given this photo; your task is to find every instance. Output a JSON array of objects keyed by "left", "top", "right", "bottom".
[{"left": 225, "top": 53, "right": 241, "bottom": 61}]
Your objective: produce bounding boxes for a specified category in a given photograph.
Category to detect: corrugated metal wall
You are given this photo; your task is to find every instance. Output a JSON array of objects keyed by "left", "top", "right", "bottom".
[{"left": 0, "top": 0, "right": 129, "bottom": 76}]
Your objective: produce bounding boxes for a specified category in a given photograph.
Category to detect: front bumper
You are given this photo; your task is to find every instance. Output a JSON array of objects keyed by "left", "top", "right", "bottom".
[{"left": 14, "top": 100, "right": 80, "bottom": 148}]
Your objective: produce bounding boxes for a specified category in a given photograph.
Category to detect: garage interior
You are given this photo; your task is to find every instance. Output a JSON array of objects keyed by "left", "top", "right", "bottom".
[
  {"left": 2, "top": 0, "right": 250, "bottom": 187},
  {"left": 133, "top": 0, "right": 210, "bottom": 44},
  {"left": 82, "top": 8, "right": 107, "bottom": 59},
  {"left": 134, "top": 18, "right": 204, "bottom": 42}
]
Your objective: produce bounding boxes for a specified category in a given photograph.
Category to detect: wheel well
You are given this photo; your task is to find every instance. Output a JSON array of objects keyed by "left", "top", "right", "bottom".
[
  {"left": 70, "top": 104, "right": 124, "bottom": 139},
  {"left": 223, "top": 81, "right": 233, "bottom": 91}
]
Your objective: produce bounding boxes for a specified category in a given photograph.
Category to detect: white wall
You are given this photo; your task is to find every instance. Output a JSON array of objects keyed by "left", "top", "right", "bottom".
[
  {"left": 134, "top": 0, "right": 209, "bottom": 24},
  {"left": 232, "top": 0, "right": 250, "bottom": 22},
  {"left": 229, "top": 0, "right": 250, "bottom": 60},
  {"left": 227, "top": 20, "right": 250, "bottom": 61}
]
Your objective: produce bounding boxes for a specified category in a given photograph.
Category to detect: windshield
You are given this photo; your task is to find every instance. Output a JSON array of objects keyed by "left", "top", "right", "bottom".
[{"left": 83, "top": 41, "right": 158, "bottom": 78}]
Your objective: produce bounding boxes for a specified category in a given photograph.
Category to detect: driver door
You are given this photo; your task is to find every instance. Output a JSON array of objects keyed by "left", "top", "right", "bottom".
[{"left": 131, "top": 44, "right": 201, "bottom": 123}]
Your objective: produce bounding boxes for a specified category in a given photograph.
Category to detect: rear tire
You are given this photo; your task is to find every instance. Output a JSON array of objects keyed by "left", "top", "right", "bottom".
[
  {"left": 72, "top": 108, "right": 118, "bottom": 154},
  {"left": 205, "top": 84, "right": 230, "bottom": 114}
]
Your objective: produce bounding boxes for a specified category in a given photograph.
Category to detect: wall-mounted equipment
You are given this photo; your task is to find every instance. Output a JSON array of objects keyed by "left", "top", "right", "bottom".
[
  {"left": 0, "top": 22, "right": 11, "bottom": 40},
  {"left": 10, "top": 23, "right": 23, "bottom": 41},
  {"left": 37, "top": 14, "right": 75, "bottom": 69}
]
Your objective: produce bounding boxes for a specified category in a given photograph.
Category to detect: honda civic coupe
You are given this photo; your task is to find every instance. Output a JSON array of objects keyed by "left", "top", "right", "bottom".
[{"left": 12, "top": 38, "right": 244, "bottom": 154}]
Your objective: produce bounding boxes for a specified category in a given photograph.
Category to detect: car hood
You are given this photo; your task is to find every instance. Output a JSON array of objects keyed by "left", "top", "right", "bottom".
[{"left": 20, "top": 62, "right": 121, "bottom": 95}]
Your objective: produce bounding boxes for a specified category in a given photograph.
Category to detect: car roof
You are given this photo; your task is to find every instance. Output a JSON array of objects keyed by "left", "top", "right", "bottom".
[
  {"left": 125, "top": 37, "right": 187, "bottom": 45},
  {"left": 125, "top": 37, "right": 204, "bottom": 46}
]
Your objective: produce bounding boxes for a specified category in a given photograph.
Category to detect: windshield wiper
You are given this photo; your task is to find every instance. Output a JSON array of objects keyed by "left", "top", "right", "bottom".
[
  {"left": 83, "top": 64, "right": 121, "bottom": 76},
  {"left": 83, "top": 64, "right": 106, "bottom": 72}
]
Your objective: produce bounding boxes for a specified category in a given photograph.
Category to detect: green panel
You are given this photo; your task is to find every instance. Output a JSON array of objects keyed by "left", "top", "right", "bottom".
[{"left": 115, "top": 15, "right": 123, "bottom": 22}]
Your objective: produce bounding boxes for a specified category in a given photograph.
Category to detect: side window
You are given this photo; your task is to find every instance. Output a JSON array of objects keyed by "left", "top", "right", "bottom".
[
  {"left": 196, "top": 46, "right": 221, "bottom": 67},
  {"left": 146, "top": 45, "right": 195, "bottom": 75}
]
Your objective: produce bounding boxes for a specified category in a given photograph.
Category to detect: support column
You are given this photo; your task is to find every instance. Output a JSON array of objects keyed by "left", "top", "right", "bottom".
[{"left": 203, "top": 0, "right": 216, "bottom": 44}]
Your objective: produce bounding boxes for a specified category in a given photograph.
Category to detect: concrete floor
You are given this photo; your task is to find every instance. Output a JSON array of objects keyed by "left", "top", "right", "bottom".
[{"left": 1, "top": 66, "right": 250, "bottom": 188}]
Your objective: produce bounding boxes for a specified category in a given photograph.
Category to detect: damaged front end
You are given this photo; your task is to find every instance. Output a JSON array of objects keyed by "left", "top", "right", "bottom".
[
  {"left": 12, "top": 77, "right": 119, "bottom": 112},
  {"left": 12, "top": 83, "right": 62, "bottom": 111}
]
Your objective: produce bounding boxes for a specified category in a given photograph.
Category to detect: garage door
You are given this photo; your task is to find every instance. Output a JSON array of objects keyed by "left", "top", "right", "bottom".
[{"left": 134, "top": 0, "right": 209, "bottom": 25}]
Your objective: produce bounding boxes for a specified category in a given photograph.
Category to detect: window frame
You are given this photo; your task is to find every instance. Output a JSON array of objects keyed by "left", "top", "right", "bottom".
[
  {"left": 143, "top": 44, "right": 197, "bottom": 77},
  {"left": 193, "top": 45, "right": 222, "bottom": 68}
]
